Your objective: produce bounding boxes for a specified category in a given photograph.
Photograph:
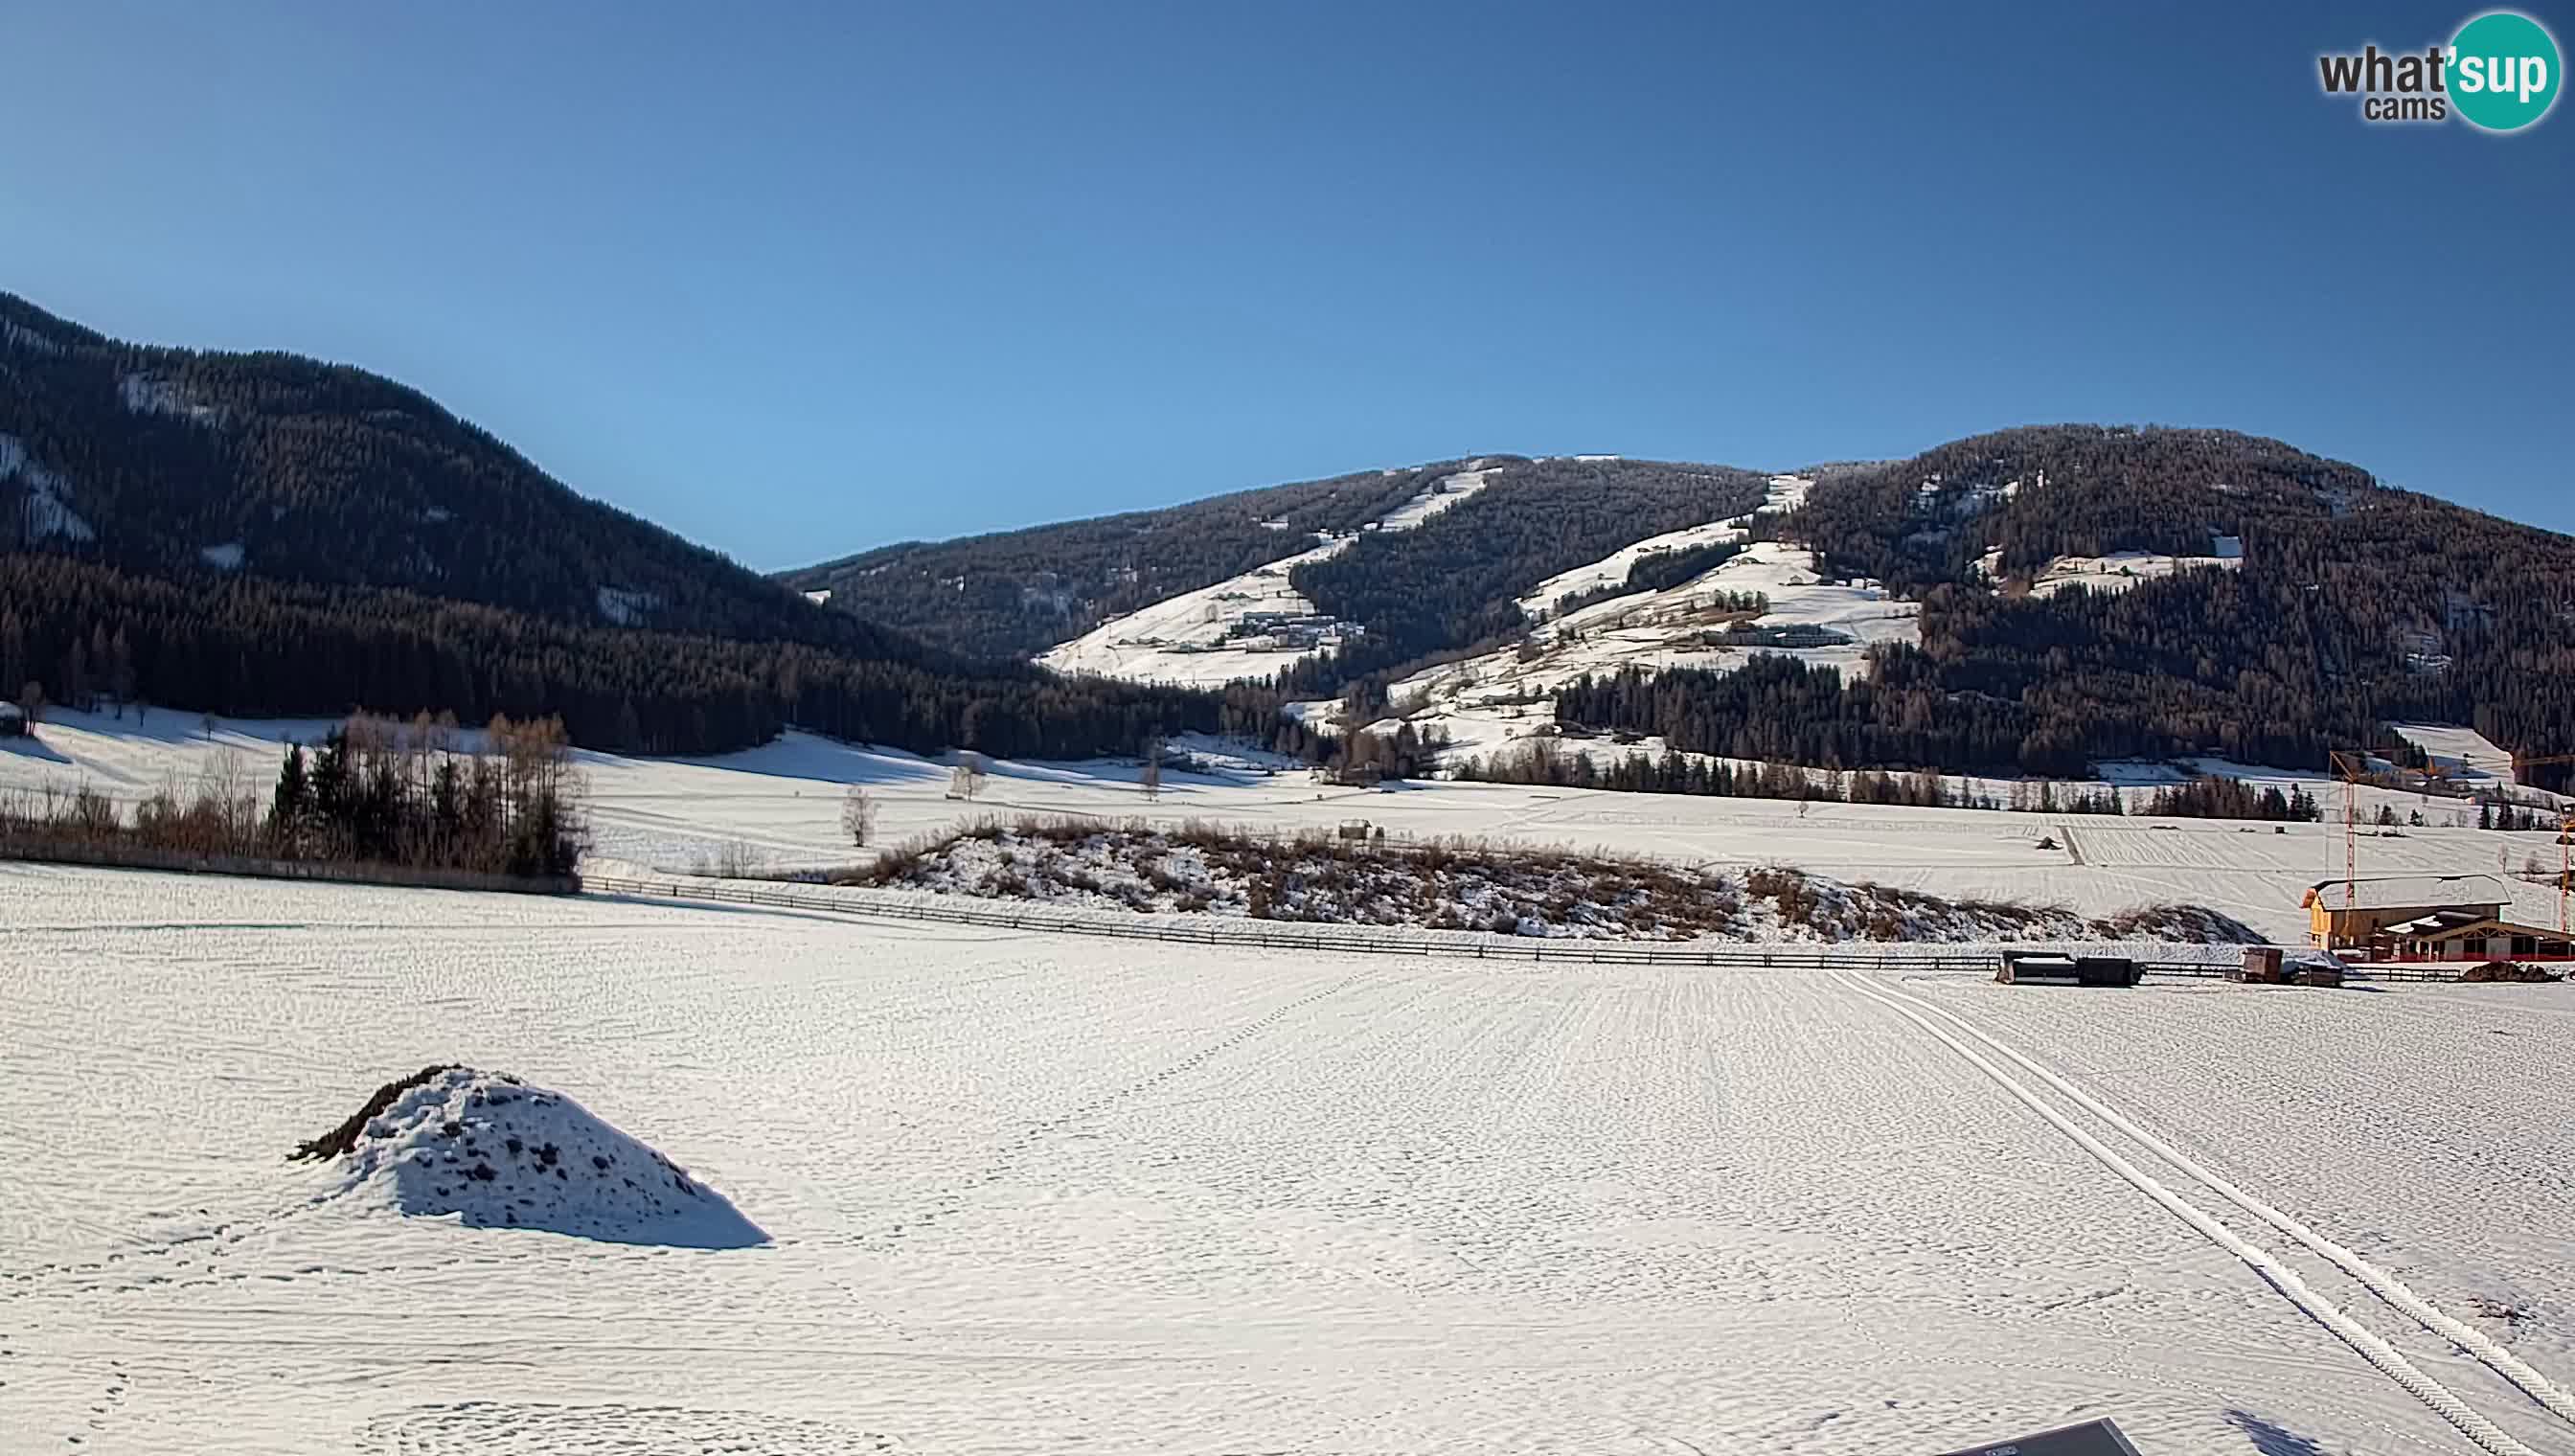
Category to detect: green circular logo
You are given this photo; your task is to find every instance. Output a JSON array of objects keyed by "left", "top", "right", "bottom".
[{"left": 2450, "top": 11, "right": 2562, "bottom": 131}]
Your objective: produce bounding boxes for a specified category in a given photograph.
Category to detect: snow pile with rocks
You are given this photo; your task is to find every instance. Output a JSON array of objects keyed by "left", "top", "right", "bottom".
[
  {"left": 308, "top": 1067, "right": 765, "bottom": 1247},
  {"left": 860, "top": 819, "right": 2259, "bottom": 944}
]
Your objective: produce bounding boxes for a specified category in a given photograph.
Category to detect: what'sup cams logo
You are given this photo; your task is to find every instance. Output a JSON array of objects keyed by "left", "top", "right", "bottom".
[{"left": 2318, "top": 10, "right": 2561, "bottom": 130}]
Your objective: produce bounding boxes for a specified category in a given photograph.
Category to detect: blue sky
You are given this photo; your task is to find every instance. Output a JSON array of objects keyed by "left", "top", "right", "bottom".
[{"left": 5, "top": 2, "right": 2568, "bottom": 568}]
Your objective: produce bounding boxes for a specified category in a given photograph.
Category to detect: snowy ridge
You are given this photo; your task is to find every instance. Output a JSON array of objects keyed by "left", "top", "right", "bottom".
[
  {"left": 315, "top": 1067, "right": 765, "bottom": 1247},
  {"left": 1037, "top": 466, "right": 1498, "bottom": 686}
]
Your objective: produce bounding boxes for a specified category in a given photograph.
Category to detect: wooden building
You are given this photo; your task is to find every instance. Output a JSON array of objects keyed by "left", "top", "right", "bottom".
[
  {"left": 2302, "top": 874, "right": 2507, "bottom": 949},
  {"left": 2372, "top": 910, "right": 2570, "bottom": 962}
]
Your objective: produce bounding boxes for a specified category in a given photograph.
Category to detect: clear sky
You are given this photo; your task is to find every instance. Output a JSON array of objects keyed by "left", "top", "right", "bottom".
[{"left": 5, "top": 2, "right": 2568, "bottom": 568}]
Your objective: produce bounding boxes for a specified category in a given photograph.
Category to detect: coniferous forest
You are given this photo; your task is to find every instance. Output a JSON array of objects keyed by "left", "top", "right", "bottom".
[
  {"left": 1543, "top": 428, "right": 2575, "bottom": 784},
  {"left": 0, "top": 291, "right": 1247, "bottom": 759}
]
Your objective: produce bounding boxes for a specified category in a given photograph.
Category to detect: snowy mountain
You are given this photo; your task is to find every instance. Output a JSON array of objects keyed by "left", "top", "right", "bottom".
[
  {"left": 809, "top": 426, "right": 2575, "bottom": 782},
  {"left": 0, "top": 291, "right": 1229, "bottom": 761},
  {"left": 0, "top": 290, "right": 827, "bottom": 640}
]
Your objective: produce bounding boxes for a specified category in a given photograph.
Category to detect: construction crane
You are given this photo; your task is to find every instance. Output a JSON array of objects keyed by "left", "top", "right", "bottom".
[
  {"left": 2509, "top": 753, "right": 2575, "bottom": 942},
  {"left": 2327, "top": 750, "right": 2375, "bottom": 924},
  {"left": 2333, "top": 748, "right": 2575, "bottom": 942}
]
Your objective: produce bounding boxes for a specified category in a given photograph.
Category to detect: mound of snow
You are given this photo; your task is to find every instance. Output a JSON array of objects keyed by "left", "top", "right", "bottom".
[{"left": 310, "top": 1067, "right": 765, "bottom": 1248}]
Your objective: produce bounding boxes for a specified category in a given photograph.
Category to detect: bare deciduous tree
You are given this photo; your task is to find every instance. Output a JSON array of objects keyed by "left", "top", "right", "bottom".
[{"left": 840, "top": 784, "right": 878, "bottom": 847}]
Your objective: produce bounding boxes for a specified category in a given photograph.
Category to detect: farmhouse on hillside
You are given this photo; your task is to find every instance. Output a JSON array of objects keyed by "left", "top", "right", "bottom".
[{"left": 2302, "top": 874, "right": 2568, "bottom": 960}]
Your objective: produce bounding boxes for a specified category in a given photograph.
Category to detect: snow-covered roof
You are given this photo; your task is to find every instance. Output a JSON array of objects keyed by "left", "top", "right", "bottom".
[{"left": 2301, "top": 874, "right": 2508, "bottom": 911}]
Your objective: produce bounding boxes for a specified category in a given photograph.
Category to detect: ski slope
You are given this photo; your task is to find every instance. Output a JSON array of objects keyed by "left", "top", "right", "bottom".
[
  {"left": 6, "top": 864, "right": 2572, "bottom": 1453},
  {"left": 1035, "top": 466, "right": 1496, "bottom": 686},
  {"left": 1381, "top": 475, "right": 1925, "bottom": 758},
  {"left": 1395, "top": 537, "right": 1921, "bottom": 751}
]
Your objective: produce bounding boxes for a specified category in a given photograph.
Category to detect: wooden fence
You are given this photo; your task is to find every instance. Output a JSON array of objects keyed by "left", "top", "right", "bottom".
[{"left": 583, "top": 874, "right": 2204, "bottom": 972}]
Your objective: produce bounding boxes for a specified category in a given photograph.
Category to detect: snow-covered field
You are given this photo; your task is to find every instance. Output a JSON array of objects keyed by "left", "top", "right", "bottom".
[
  {"left": 2389, "top": 722, "right": 2530, "bottom": 789},
  {"left": 8, "top": 864, "right": 2574, "bottom": 1454},
  {"left": 2026, "top": 537, "right": 2245, "bottom": 598},
  {"left": 7, "top": 708, "right": 2565, "bottom": 943}
]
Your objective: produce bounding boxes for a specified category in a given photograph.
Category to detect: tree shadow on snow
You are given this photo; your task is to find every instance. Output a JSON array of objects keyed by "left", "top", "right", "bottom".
[
  {"left": 0, "top": 733, "right": 75, "bottom": 764},
  {"left": 2223, "top": 1409, "right": 2327, "bottom": 1456}
]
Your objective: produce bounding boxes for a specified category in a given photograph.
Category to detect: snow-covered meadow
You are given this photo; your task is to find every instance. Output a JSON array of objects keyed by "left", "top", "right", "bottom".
[
  {"left": 6, "top": 707, "right": 2565, "bottom": 944},
  {"left": 6, "top": 865, "right": 2573, "bottom": 1454}
]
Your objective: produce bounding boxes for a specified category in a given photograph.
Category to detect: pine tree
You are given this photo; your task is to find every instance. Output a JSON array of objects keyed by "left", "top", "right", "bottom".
[{"left": 270, "top": 745, "right": 310, "bottom": 853}]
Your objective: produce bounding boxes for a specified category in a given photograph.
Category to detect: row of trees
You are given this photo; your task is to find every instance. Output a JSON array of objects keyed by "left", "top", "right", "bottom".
[
  {"left": 1452, "top": 738, "right": 2011, "bottom": 809},
  {"left": 1448, "top": 735, "right": 2419, "bottom": 826},
  {"left": 2139, "top": 778, "right": 2324, "bottom": 822},
  {"left": 1, "top": 555, "right": 1256, "bottom": 759},
  {"left": 1, "top": 713, "right": 584, "bottom": 878}
]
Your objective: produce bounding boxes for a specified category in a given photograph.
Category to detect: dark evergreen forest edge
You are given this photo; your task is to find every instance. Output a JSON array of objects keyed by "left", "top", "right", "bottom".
[{"left": 0, "top": 290, "right": 1259, "bottom": 758}]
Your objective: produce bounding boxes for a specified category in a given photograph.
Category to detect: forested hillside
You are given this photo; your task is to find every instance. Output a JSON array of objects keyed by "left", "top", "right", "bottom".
[
  {"left": 0, "top": 292, "right": 856, "bottom": 644},
  {"left": 780, "top": 466, "right": 1441, "bottom": 658},
  {"left": 1277, "top": 458, "right": 1771, "bottom": 689},
  {"left": 0, "top": 554, "right": 1258, "bottom": 758},
  {"left": 1559, "top": 426, "right": 2575, "bottom": 780},
  {"left": 0, "top": 292, "right": 1235, "bottom": 758}
]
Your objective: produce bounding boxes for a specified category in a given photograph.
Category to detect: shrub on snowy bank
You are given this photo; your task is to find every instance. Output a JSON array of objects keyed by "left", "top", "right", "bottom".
[
  {"left": 0, "top": 712, "right": 583, "bottom": 879},
  {"left": 846, "top": 816, "right": 2260, "bottom": 944}
]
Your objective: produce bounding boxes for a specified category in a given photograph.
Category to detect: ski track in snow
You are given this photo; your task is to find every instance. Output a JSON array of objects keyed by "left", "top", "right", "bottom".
[
  {"left": 1836, "top": 972, "right": 2573, "bottom": 1456},
  {"left": 7, "top": 865, "right": 2574, "bottom": 1453}
]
